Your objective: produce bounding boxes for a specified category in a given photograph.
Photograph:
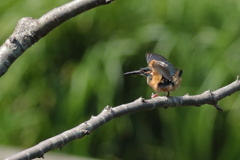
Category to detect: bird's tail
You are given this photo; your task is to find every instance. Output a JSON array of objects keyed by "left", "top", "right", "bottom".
[{"left": 172, "top": 69, "right": 183, "bottom": 86}]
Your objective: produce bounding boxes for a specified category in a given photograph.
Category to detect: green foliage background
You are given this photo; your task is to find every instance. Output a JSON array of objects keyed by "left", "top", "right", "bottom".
[{"left": 1, "top": 0, "right": 240, "bottom": 159}]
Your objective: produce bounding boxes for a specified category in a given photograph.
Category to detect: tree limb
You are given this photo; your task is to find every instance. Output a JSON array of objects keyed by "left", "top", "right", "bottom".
[
  {"left": 0, "top": 0, "right": 113, "bottom": 77},
  {"left": 5, "top": 77, "right": 240, "bottom": 160}
]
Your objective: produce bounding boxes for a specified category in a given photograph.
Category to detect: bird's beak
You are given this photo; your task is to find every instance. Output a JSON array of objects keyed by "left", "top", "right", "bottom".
[{"left": 124, "top": 70, "right": 143, "bottom": 75}]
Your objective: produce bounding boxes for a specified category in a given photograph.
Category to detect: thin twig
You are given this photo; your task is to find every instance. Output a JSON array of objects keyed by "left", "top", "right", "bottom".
[{"left": 5, "top": 77, "right": 240, "bottom": 160}]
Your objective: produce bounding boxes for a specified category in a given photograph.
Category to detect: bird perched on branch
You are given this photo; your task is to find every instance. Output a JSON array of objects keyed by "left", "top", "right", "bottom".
[{"left": 124, "top": 52, "right": 183, "bottom": 98}]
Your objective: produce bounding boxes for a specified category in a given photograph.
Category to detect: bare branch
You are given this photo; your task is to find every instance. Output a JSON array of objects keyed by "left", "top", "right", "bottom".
[
  {"left": 5, "top": 77, "right": 240, "bottom": 160},
  {"left": 0, "top": 0, "right": 113, "bottom": 77}
]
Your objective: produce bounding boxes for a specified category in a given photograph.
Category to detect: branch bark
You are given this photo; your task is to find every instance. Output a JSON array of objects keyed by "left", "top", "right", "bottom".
[
  {"left": 5, "top": 77, "right": 240, "bottom": 160},
  {"left": 0, "top": 0, "right": 113, "bottom": 77}
]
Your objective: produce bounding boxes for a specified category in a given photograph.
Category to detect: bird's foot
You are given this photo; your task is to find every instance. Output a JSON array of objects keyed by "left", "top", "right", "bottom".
[
  {"left": 166, "top": 91, "right": 170, "bottom": 97},
  {"left": 151, "top": 93, "right": 158, "bottom": 99}
]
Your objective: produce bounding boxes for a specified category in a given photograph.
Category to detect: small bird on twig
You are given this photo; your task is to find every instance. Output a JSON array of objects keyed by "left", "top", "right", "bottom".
[{"left": 124, "top": 52, "right": 183, "bottom": 98}]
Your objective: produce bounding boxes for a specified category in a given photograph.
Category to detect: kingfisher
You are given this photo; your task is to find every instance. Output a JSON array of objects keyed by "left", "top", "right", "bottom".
[{"left": 124, "top": 52, "right": 183, "bottom": 98}]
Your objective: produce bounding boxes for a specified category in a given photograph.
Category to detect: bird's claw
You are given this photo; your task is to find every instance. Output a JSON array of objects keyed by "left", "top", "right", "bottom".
[{"left": 151, "top": 93, "right": 158, "bottom": 98}]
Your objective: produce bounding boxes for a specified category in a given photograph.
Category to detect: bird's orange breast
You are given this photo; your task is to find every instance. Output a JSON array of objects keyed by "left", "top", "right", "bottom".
[{"left": 148, "top": 75, "right": 162, "bottom": 92}]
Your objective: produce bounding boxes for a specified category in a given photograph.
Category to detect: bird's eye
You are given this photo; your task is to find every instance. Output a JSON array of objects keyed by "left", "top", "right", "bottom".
[{"left": 140, "top": 67, "right": 151, "bottom": 72}]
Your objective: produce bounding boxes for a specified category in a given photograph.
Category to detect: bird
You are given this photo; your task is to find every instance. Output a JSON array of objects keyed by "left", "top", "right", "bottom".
[{"left": 124, "top": 52, "right": 183, "bottom": 98}]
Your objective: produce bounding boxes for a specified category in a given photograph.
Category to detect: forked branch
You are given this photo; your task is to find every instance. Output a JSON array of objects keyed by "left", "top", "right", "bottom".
[{"left": 5, "top": 77, "right": 240, "bottom": 160}]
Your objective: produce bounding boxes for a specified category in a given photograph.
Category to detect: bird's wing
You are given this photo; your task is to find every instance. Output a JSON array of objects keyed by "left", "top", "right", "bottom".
[
  {"left": 146, "top": 52, "right": 167, "bottom": 64},
  {"left": 146, "top": 52, "right": 175, "bottom": 80}
]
